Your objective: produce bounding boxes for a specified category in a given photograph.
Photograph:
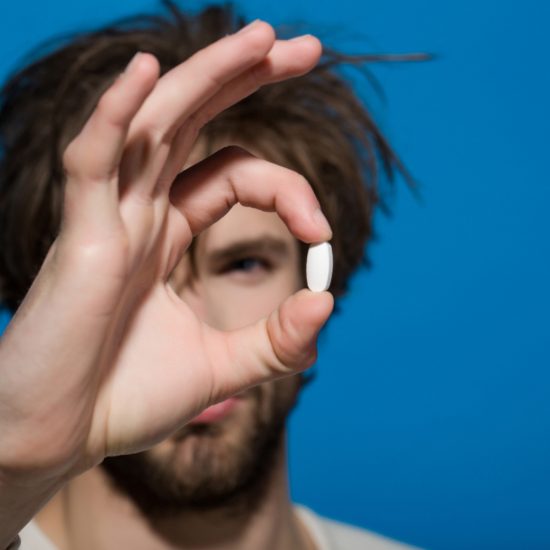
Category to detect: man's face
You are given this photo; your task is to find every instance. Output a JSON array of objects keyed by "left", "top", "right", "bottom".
[{"left": 102, "top": 204, "right": 306, "bottom": 516}]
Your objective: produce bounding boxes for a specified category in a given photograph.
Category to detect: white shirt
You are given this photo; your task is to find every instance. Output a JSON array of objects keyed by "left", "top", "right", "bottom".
[{"left": 17, "top": 504, "right": 421, "bottom": 549}]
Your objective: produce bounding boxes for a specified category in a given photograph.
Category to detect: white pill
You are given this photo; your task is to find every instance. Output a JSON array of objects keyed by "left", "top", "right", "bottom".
[{"left": 306, "top": 242, "right": 333, "bottom": 292}]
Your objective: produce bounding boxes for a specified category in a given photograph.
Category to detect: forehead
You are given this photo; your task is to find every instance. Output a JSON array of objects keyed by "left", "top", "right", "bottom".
[{"left": 197, "top": 204, "right": 295, "bottom": 252}]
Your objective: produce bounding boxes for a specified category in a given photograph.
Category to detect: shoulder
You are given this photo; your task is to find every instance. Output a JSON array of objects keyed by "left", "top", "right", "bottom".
[
  {"left": 18, "top": 521, "right": 58, "bottom": 550},
  {"left": 294, "top": 504, "right": 422, "bottom": 550}
]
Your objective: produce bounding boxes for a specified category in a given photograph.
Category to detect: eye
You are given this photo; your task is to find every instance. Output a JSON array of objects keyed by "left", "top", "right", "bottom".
[{"left": 222, "top": 257, "right": 272, "bottom": 274}]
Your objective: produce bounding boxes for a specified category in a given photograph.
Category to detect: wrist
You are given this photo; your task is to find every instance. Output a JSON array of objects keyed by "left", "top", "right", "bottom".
[{"left": 0, "top": 466, "right": 64, "bottom": 549}]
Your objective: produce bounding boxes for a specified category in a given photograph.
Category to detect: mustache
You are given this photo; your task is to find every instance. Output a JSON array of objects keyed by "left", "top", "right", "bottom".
[{"left": 174, "top": 385, "right": 263, "bottom": 440}]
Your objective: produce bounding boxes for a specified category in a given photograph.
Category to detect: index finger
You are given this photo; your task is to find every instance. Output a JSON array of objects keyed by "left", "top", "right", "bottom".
[{"left": 169, "top": 146, "right": 333, "bottom": 244}]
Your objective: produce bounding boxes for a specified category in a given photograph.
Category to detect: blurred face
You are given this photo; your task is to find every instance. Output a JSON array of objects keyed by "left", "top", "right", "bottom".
[{"left": 102, "top": 204, "right": 306, "bottom": 516}]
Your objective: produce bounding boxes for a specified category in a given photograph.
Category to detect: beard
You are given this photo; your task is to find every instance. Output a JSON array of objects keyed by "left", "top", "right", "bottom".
[{"left": 101, "top": 374, "right": 309, "bottom": 519}]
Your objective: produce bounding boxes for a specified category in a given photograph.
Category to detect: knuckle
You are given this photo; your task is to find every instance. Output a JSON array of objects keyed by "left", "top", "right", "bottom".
[
  {"left": 187, "top": 110, "right": 212, "bottom": 134},
  {"left": 296, "top": 172, "right": 310, "bottom": 189},
  {"left": 246, "top": 63, "right": 264, "bottom": 90},
  {"left": 217, "top": 146, "right": 255, "bottom": 187},
  {"left": 204, "top": 70, "right": 225, "bottom": 92},
  {"left": 191, "top": 50, "right": 225, "bottom": 90},
  {"left": 140, "top": 119, "right": 167, "bottom": 145},
  {"left": 96, "top": 91, "right": 115, "bottom": 117},
  {"left": 219, "top": 144, "right": 252, "bottom": 161},
  {"left": 293, "top": 172, "right": 316, "bottom": 199},
  {"left": 95, "top": 88, "right": 124, "bottom": 126}
]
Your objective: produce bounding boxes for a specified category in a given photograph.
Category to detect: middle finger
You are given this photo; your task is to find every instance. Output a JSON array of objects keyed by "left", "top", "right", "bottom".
[
  {"left": 118, "top": 21, "right": 276, "bottom": 197},
  {"left": 156, "top": 35, "right": 322, "bottom": 192}
]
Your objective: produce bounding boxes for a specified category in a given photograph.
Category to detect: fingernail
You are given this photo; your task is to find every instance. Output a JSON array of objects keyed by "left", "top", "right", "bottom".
[
  {"left": 124, "top": 52, "right": 142, "bottom": 74},
  {"left": 312, "top": 208, "right": 332, "bottom": 238},
  {"left": 237, "top": 19, "right": 262, "bottom": 34}
]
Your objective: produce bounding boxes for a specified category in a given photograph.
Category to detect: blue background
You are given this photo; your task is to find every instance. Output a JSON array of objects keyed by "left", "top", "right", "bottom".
[{"left": 1, "top": 1, "right": 549, "bottom": 549}]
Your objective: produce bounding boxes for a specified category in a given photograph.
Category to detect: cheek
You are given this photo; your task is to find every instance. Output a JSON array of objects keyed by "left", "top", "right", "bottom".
[
  {"left": 255, "top": 375, "right": 302, "bottom": 425},
  {"left": 271, "top": 375, "right": 302, "bottom": 413}
]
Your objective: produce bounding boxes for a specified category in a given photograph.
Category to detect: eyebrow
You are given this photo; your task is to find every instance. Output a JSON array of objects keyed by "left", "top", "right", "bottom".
[{"left": 206, "top": 236, "right": 291, "bottom": 266}]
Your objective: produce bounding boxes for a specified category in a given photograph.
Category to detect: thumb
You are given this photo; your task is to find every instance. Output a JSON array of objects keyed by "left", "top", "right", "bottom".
[{"left": 209, "top": 289, "right": 334, "bottom": 401}]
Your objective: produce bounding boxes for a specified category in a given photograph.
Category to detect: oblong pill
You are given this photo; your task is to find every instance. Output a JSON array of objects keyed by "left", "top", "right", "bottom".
[{"left": 306, "top": 242, "right": 333, "bottom": 292}]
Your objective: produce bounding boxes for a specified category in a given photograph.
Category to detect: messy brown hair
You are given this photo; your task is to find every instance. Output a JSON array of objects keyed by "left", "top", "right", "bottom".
[{"left": 0, "top": 1, "right": 417, "bottom": 313}]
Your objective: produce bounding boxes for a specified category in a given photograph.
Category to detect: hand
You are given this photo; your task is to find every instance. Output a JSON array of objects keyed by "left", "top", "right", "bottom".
[{"left": 0, "top": 21, "right": 333, "bottom": 483}]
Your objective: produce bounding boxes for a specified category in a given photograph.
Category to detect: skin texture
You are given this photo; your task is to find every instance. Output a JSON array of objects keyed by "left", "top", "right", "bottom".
[
  {"left": 102, "top": 205, "right": 307, "bottom": 518},
  {"left": 0, "top": 22, "right": 333, "bottom": 547},
  {"left": 36, "top": 205, "right": 319, "bottom": 549}
]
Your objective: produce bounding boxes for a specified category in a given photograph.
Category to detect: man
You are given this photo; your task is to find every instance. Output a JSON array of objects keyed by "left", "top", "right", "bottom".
[{"left": 0, "top": 2, "right": 419, "bottom": 548}]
